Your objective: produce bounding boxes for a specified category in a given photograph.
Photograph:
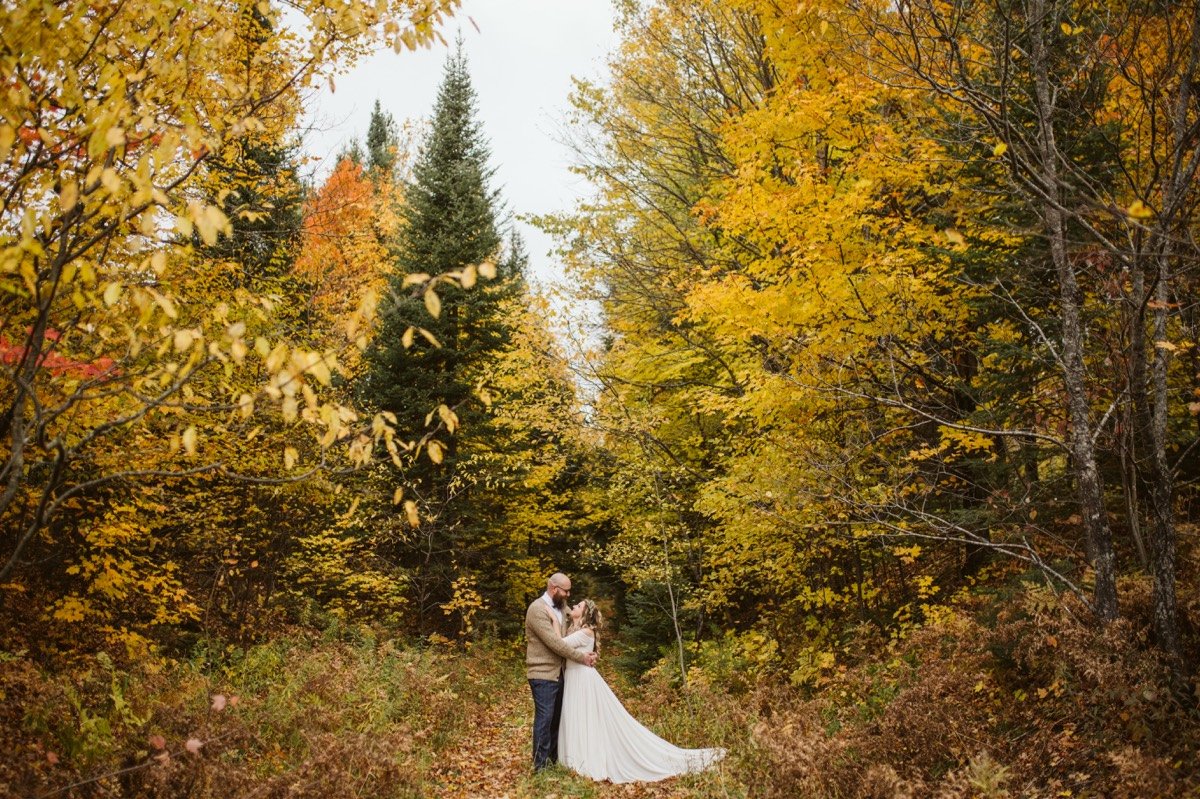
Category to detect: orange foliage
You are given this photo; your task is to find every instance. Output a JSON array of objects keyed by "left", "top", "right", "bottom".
[{"left": 292, "top": 158, "right": 394, "bottom": 359}]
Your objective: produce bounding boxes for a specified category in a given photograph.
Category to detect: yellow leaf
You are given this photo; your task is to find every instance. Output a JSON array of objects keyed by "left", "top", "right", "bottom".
[
  {"left": 174, "top": 329, "right": 195, "bottom": 352},
  {"left": 284, "top": 446, "right": 298, "bottom": 469},
  {"left": 1154, "top": 339, "right": 1178, "bottom": 352},
  {"left": 103, "top": 282, "right": 122, "bottom": 307},
  {"left": 402, "top": 327, "right": 415, "bottom": 348},
  {"left": 100, "top": 168, "right": 120, "bottom": 195},
  {"left": 266, "top": 343, "right": 288, "bottom": 372},
  {"left": 478, "top": 260, "right": 497, "bottom": 280},
  {"left": 437, "top": 404, "right": 459, "bottom": 434},
  {"left": 149, "top": 288, "right": 178, "bottom": 319},
  {"left": 944, "top": 228, "right": 965, "bottom": 246},
  {"left": 992, "top": 141, "right": 1007, "bottom": 157},
  {"left": 59, "top": 181, "right": 79, "bottom": 212},
  {"left": 393, "top": 487, "right": 404, "bottom": 505},
  {"left": 192, "top": 202, "right": 227, "bottom": 246},
  {"left": 404, "top": 500, "right": 420, "bottom": 527},
  {"left": 424, "top": 289, "right": 441, "bottom": 318},
  {"left": 53, "top": 597, "right": 89, "bottom": 623},
  {"left": 1061, "top": 21, "right": 1073, "bottom": 35},
  {"left": 0, "top": 124, "right": 14, "bottom": 159},
  {"left": 427, "top": 439, "right": 444, "bottom": 464},
  {"left": 1127, "top": 199, "right": 1154, "bottom": 219},
  {"left": 182, "top": 426, "right": 198, "bottom": 456},
  {"left": 460, "top": 263, "right": 477, "bottom": 289},
  {"left": 309, "top": 358, "right": 332, "bottom": 386}
]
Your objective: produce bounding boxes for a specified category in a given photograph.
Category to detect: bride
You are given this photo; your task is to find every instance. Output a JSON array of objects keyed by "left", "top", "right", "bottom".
[{"left": 545, "top": 599, "right": 725, "bottom": 783}]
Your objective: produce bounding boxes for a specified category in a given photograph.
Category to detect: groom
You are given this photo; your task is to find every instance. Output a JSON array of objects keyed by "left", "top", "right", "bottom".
[{"left": 525, "top": 572, "right": 597, "bottom": 771}]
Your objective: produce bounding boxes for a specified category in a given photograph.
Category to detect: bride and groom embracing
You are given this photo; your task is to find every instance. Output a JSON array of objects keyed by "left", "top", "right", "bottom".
[{"left": 524, "top": 572, "right": 725, "bottom": 784}]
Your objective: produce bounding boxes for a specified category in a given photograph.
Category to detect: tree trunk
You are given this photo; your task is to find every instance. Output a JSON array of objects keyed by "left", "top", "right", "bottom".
[
  {"left": 1137, "top": 0, "right": 1200, "bottom": 659},
  {"left": 1129, "top": 256, "right": 1177, "bottom": 652},
  {"left": 1118, "top": 408, "right": 1148, "bottom": 568},
  {"left": 1029, "top": 0, "right": 1117, "bottom": 621},
  {"left": 1147, "top": 274, "right": 1177, "bottom": 656}
]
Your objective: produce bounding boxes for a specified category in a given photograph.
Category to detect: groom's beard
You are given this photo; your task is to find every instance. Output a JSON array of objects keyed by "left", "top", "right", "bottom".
[{"left": 554, "top": 596, "right": 568, "bottom": 611}]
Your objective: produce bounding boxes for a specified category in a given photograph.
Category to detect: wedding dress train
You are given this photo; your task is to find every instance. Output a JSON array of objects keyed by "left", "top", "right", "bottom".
[{"left": 557, "top": 629, "right": 725, "bottom": 783}]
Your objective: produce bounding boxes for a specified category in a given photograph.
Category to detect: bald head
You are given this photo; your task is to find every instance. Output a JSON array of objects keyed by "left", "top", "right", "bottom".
[{"left": 546, "top": 572, "right": 572, "bottom": 608}]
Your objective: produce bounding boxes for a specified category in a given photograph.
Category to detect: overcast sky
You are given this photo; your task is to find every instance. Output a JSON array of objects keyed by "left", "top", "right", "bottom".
[{"left": 300, "top": 0, "right": 619, "bottom": 288}]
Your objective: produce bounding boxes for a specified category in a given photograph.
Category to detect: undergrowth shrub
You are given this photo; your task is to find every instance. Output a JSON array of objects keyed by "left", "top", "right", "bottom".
[
  {"left": 745, "top": 573, "right": 1200, "bottom": 798},
  {"left": 1, "top": 627, "right": 514, "bottom": 798}
]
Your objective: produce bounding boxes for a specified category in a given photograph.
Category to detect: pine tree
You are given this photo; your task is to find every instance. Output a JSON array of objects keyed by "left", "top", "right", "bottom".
[
  {"left": 358, "top": 43, "right": 524, "bottom": 633},
  {"left": 194, "top": 3, "right": 304, "bottom": 290},
  {"left": 365, "top": 99, "right": 400, "bottom": 178},
  {"left": 361, "top": 42, "right": 521, "bottom": 426},
  {"left": 337, "top": 137, "right": 365, "bottom": 166},
  {"left": 199, "top": 140, "right": 304, "bottom": 287}
]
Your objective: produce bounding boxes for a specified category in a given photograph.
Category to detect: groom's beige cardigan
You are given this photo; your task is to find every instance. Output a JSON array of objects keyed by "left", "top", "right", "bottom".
[{"left": 525, "top": 597, "right": 589, "bottom": 680}]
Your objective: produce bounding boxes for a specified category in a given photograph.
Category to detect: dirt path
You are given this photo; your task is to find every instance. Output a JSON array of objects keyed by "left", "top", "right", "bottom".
[
  {"left": 427, "top": 677, "right": 729, "bottom": 798},
  {"left": 426, "top": 677, "right": 530, "bottom": 797}
]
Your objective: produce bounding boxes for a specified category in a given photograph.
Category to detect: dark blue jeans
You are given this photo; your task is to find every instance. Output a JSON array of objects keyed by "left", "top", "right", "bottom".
[{"left": 529, "top": 676, "right": 563, "bottom": 770}]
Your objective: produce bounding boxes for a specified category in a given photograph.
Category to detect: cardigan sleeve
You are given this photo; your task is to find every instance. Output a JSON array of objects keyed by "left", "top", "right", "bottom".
[{"left": 528, "top": 603, "right": 588, "bottom": 664}]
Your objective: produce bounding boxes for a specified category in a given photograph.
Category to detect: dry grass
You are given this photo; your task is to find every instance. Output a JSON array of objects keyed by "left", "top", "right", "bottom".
[
  {"left": 5, "top": 565, "right": 1200, "bottom": 799},
  {"left": 743, "top": 573, "right": 1200, "bottom": 798},
  {"left": 1, "top": 626, "right": 514, "bottom": 799}
]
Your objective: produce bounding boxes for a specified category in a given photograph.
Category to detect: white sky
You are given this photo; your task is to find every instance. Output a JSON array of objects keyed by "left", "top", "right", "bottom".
[{"left": 300, "top": 0, "right": 619, "bottom": 288}]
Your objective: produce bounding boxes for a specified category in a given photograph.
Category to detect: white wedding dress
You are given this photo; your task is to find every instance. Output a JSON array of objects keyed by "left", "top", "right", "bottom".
[{"left": 557, "top": 629, "right": 725, "bottom": 783}]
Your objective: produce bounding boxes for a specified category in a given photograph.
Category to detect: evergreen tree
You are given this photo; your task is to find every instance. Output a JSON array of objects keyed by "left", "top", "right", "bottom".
[
  {"left": 199, "top": 140, "right": 304, "bottom": 287},
  {"left": 365, "top": 99, "right": 400, "bottom": 178},
  {"left": 193, "top": 3, "right": 306, "bottom": 326},
  {"left": 337, "top": 137, "right": 365, "bottom": 166},
  {"left": 358, "top": 43, "right": 524, "bottom": 633}
]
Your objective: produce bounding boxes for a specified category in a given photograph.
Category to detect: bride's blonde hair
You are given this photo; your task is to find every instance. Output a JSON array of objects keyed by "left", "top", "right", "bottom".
[{"left": 577, "top": 598, "right": 603, "bottom": 632}]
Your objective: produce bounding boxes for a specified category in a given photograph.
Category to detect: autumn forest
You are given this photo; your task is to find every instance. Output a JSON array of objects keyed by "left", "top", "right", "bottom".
[{"left": 3, "top": 0, "right": 1200, "bottom": 796}]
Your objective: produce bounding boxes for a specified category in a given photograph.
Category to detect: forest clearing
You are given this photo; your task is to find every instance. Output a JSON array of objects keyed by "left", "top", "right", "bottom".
[{"left": 3, "top": 0, "right": 1200, "bottom": 796}]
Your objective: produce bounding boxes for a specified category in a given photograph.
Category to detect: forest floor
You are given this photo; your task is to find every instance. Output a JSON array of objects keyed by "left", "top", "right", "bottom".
[
  {"left": 427, "top": 663, "right": 737, "bottom": 799},
  {"left": 1, "top": 631, "right": 744, "bottom": 799},
  {"left": 9, "top": 568, "right": 1199, "bottom": 799}
]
